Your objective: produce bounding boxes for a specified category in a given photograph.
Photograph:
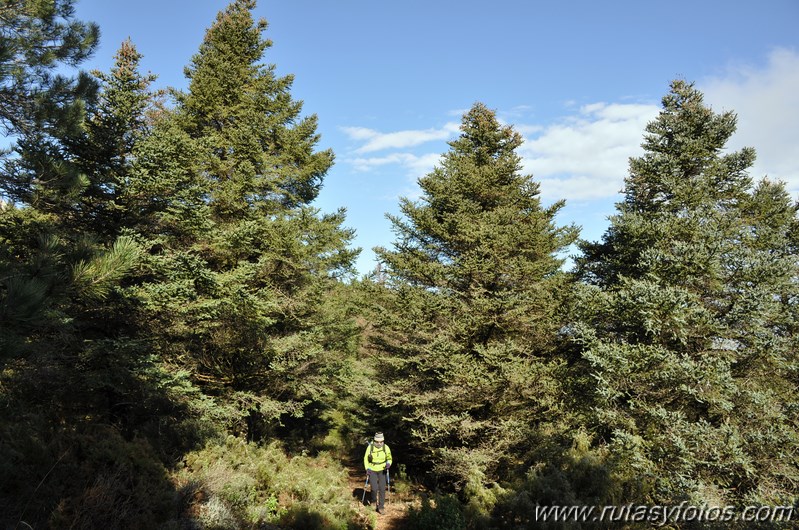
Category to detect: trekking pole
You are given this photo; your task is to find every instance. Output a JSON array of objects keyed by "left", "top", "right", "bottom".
[
  {"left": 361, "top": 473, "right": 369, "bottom": 504},
  {"left": 386, "top": 467, "right": 391, "bottom": 504}
]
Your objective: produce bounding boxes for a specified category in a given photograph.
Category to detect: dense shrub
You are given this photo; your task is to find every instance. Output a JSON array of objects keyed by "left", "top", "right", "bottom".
[
  {"left": 173, "top": 436, "right": 369, "bottom": 529},
  {"left": 406, "top": 494, "right": 466, "bottom": 530},
  {"left": 1, "top": 424, "right": 176, "bottom": 529}
]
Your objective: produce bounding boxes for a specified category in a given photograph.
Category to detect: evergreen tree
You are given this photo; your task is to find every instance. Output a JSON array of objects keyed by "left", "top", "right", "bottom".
[
  {"left": 3, "top": 38, "right": 156, "bottom": 239},
  {"left": 0, "top": 1, "right": 141, "bottom": 360},
  {"left": 371, "top": 103, "right": 578, "bottom": 498},
  {"left": 0, "top": 37, "right": 155, "bottom": 357},
  {"left": 574, "top": 80, "right": 799, "bottom": 507},
  {"left": 0, "top": 2, "right": 360, "bottom": 525},
  {"left": 0, "top": 0, "right": 98, "bottom": 135},
  {"left": 128, "top": 0, "right": 359, "bottom": 436},
  {"left": 177, "top": 0, "right": 332, "bottom": 214},
  {"left": 74, "top": 38, "right": 157, "bottom": 239},
  {"left": 0, "top": 0, "right": 99, "bottom": 216},
  {"left": 0, "top": 27, "right": 173, "bottom": 526}
]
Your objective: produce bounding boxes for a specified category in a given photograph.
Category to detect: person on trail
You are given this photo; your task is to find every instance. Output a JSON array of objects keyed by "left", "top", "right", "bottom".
[{"left": 364, "top": 432, "right": 392, "bottom": 514}]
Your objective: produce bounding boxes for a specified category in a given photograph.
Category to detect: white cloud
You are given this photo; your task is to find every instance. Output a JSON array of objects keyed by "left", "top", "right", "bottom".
[
  {"left": 514, "top": 124, "right": 544, "bottom": 136},
  {"left": 407, "top": 153, "right": 444, "bottom": 175},
  {"left": 700, "top": 47, "right": 799, "bottom": 194},
  {"left": 341, "top": 123, "right": 460, "bottom": 153},
  {"left": 538, "top": 175, "right": 625, "bottom": 202},
  {"left": 350, "top": 152, "right": 417, "bottom": 172},
  {"left": 341, "top": 49, "right": 799, "bottom": 208},
  {"left": 518, "top": 102, "right": 659, "bottom": 201},
  {"left": 338, "top": 126, "right": 378, "bottom": 141},
  {"left": 349, "top": 151, "right": 442, "bottom": 202},
  {"left": 350, "top": 152, "right": 442, "bottom": 174},
  {"left": 519, "top": 49, "right": 799, "bottom": 202},
  {"left": 341, "top": 104, "right": 657, "bottom": 204}
]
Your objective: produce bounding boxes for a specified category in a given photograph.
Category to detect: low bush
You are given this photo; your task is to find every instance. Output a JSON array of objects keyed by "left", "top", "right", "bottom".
[
  {"left": 406, "top": 494, "right": 465, "bottom": 530},
  {"left": 174, "top": 436, "right": 369, "bottom": 529},
  {"left": 1, "top": 423, "right": 176, "bottom": 529}
]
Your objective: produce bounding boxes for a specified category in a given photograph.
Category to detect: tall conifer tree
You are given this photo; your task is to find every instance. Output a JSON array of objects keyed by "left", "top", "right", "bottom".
[
  {"left": 129, "top": 0, "right": 358, "bottom": 434},
  {"left": 72, "top": 39, "right": 157, "bottom": 239},
  {"left": 0, "top": 4, "right": 142, "bottom": 359},
  {"left": 0, "top": 17, "right": 174, "bottom": 526},
  {"left": 372, "top": 103, "right": 578, "bottom": 493},
  {"left": 574, "top": 80, "right": 799, "bottom": 506},
  {"left": 178, "top": 0, "right": 331, "bottom": 215}
]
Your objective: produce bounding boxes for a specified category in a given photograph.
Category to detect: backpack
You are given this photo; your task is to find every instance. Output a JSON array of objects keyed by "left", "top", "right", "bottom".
[{"left": 367, "top": 441, "right": 386, "bottom": 464}]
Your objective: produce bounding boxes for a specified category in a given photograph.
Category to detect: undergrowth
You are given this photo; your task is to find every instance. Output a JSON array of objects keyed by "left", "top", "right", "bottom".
[{"left": 173, "top": 435, "right": 370, "bottom": 529}]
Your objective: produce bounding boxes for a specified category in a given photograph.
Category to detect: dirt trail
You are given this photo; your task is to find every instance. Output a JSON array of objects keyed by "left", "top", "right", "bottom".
[{"left": 346, "top": 464, "right": 413, "bottom": 530}]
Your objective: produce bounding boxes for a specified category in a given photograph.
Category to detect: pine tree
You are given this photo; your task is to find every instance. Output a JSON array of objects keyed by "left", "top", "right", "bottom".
[
  {"left": 0, "top": 37, "right": 155, "bottom": 353},
  {"left": 0, "top": 22, "right": 171, "bottom": 526},
  {"left": 372, "top": 103, "right": 578, "bottom": 495},
  {"left": 0, "top": 2, "right": 143, "bottom": 360},
  {"left": 0, "top": 0, "right": 99, "bottom": 216},
  {"left": 0, "top": 0, "right": 99, "bottom": 227},
  {"left": 574, "top": 80, "right": 799, "bottom": 506},
  {"left": 0, "top": 0, "right": 98, "bottom": 135},
  {"left": 75, "top": 39, "right": 157, "bottom": 239}
]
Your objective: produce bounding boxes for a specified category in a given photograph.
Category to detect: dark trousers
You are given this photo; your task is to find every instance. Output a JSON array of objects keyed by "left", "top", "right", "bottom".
[{"left": 368, "top": 469, "right": 387, "bottom": 510}]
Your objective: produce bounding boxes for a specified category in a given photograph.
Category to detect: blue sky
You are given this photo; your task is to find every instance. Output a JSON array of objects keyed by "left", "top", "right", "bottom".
[{"left": 74, "top": 0, "right": 799, "bottom": 275}]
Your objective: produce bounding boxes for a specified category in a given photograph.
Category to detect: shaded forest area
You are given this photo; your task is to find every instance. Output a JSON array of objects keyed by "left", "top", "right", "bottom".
[{"left": 1, "top": 1, "right": 797, "bottom": 528}]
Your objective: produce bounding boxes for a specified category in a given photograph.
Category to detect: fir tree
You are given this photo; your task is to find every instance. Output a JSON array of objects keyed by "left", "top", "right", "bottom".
[
  {"left": 128, "top": 0, "right": 358, "bottom": 436},
  {"left": 73, "top": 39, "right": 158, "bottom": 239},
  {"left": 372, "top": 103, "right": 578, "bottom": 495},
  {"left": 178, "top": 0, "right": 332, "bottom": 215},
  {"left": 574, "top": 80, "right": 799, "bottom": 506}
]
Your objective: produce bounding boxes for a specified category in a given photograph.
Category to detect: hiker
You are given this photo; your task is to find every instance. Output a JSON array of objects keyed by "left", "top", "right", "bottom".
[{"left": 364, "top": 431, "right": 392, "bottom": 514}]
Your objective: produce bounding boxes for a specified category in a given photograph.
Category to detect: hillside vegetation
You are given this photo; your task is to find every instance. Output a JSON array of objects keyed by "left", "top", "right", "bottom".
[{"left": 1, "top": 1, "right": 797, "bottom": 529}]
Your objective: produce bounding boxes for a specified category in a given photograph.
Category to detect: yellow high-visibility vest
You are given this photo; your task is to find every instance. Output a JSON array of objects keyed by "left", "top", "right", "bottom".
[{"left": 363, "top": 442, "right": 392, "bottom": 472}]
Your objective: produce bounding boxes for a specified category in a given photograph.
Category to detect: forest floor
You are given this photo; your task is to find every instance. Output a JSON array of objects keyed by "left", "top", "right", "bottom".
[{"left": 345, "top": 463, "right": 418, "bottom": 530}]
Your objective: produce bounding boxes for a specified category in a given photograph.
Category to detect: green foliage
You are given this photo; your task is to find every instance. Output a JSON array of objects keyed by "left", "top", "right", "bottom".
[
  {"left": 70, "top": 235, "right": 140, "bottom": 300},
  {"left": 0, "top": 35, "right": 154, "bottom": 357},
  {"left": 573, "top": 80, "right": 799, "bottom": 507},
  {"left": 126, "top": 0, "right": 360, "bottom": 438},
  {"left": 406, "top": 494, "right": 466, "bottom": 530},
  {"left": 45, "top": 429, "right": 176, "bottom": 529},
  {"left": 123, "top": 114, "right": 210, "bottom": 238},
  {"left": 1, "top": 2, "right": 360, "bottom": 527},
  {"left": 174, "top": 436, "right": 368, "bottom": 529},
  {"left": 0, "top": 335, "right": 224, "bottom": 527},
  {"left": 0, "top": 410, "right": 176, "bottom": 529},
  {"left": 0, "top": 0, "right": 99, "bottom": 135},
  {"left": 178, "top": 0, "right": 333, "bottom": 211},
  {"left": 69, "top": 39, "right": 159, "bottom": 240},
  {"left": 487, "top": 430, "right": 639, "bottom": 529},
  {"left": 369, "top": 103, "right": 580, "bottom": 502},
  {"left": 2, "top": 1, "right": 797, "bottom": 526},
  {"left": 0, "top": 1, "right": 102, "bottom": 222}
]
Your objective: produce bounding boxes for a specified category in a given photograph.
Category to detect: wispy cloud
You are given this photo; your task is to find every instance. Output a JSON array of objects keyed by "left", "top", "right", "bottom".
[
  {"left": 341, "top": 123, "right": 460, "bottom": 153},
  {"left": 518, "top": 102, "right": 659, "bottom": 201},
  {"left": 350, "top": 152, "right": 442, "bottom": 174},
  {"left": 340, "top": 49, "right": 799, "bottom": 206},
  {"left": 700, "top": 47, "right": 799, "bottom": 193},
  {"left": 348, "top": 151, "right": 443, "bottom": 202},
  {"left": 521, "top": 49, "right": 799, "bottom": 202}
]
